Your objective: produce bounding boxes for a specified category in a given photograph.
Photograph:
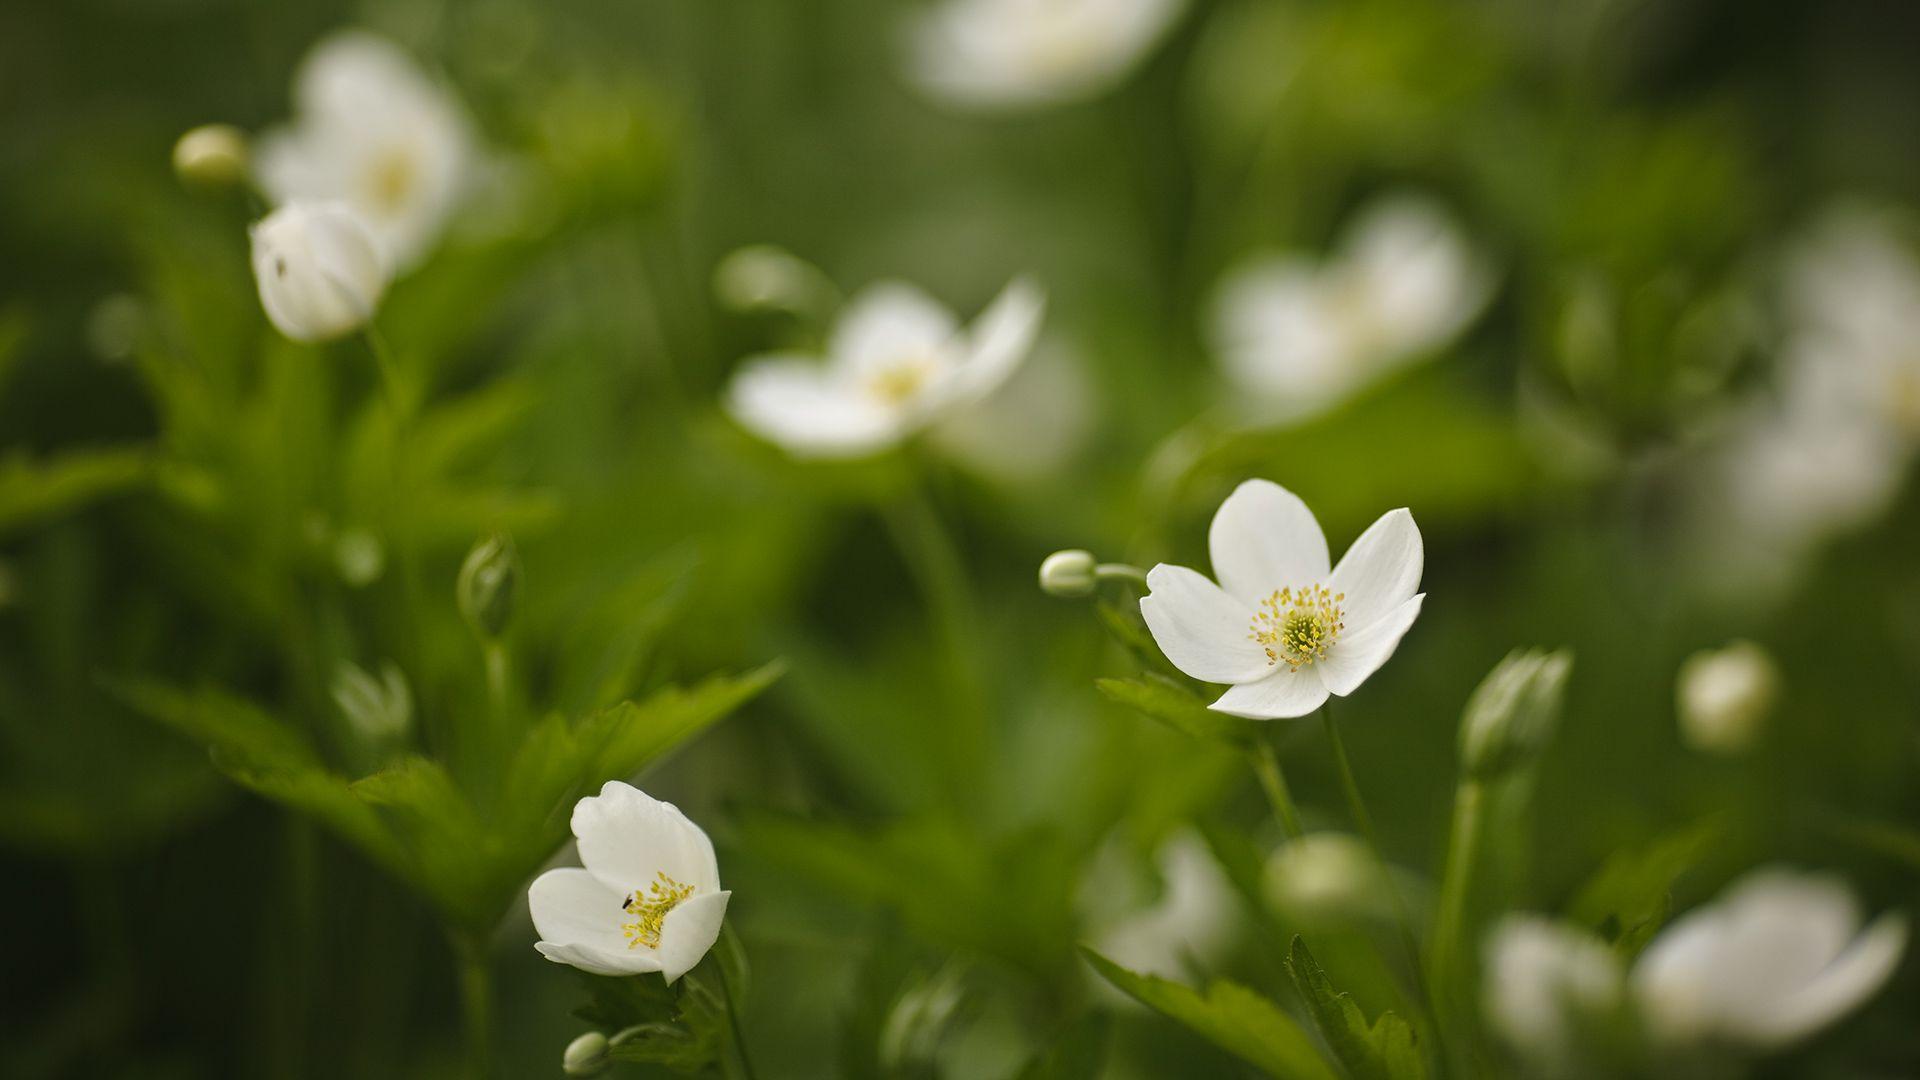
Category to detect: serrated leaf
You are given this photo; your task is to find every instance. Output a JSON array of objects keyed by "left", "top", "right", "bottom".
[
  {"left": 1082, "top": 950, "right": 1340, "bottom": 1080},
  {"left": 1095, "top": 598, "right": 1180, "bottom": 677},
  {"left": 1284, "top": 937, "right": 1428, "bottom": 1080},
  {"left": 1095, "top": 674, "right": 1256, "bottom": 746},
  {"left": 584, "top": 661, "right": 786, "bottom": 782}
]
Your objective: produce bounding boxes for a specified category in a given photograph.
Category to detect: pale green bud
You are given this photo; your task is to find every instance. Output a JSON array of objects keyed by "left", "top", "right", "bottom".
[
  {"left": 1264, "top": 833, "right": 1393, "bottom": 928},
  {"left": 1676, "top": 640, "right": 1778, "bottom": 755},
  {"left": 1038, "top": 549, "right": 1098, "bottom": 598},
  {"left": 1459, "top": 648, "right": 1573, "bottom": 781},
  {"left": 562, "top": 1031, "right": 610, "bottom": 1077},
  {"left": 173, "top": 123, "right": 250, "bottom": 189},
  {"left": 456, "top": 533, "right": 520, "bottom": 639},
  {"left": 712, "top": 245, "right": 831, "bottom": 315}
]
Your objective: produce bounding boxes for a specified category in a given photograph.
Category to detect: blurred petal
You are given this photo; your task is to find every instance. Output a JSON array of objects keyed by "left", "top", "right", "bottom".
[
  {"left": 945, "top": 276, "right": 1045, "bottom": 404},
  {"left": 1319, "top": 595, "right": 1423, "bottom": 696},
  {"left": 1139, "top": 564, "right": 1269, "bottom": 684},
  {"left": 1764, "top": 913, "right": 1908, "bottom": 1045},
  {"left": 1208, "top": 479, "right": 1330, "bottom": 604},
  {"left": 829, "top": 282, "right": 960, "bottom": 379},
  {"left": 573, "top": 781, "right": 722, "bottom": 896},
  {"left": 725, "top": 354, "right": 905, "bottom": 458},
  {"left": 657, "top": 891, "right": 731, "bottom": 983},
  {"left": 1209, "top": 665, "right": 1329, "bottom": 719},
  {"left": 1328, "top": 508, "right": 1422, "bottom": 631}
]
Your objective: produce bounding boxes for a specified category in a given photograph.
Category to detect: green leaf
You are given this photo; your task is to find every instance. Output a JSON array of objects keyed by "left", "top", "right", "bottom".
[
  {"left": 590, "top": 969, "right": 730, "bottom": 1077},
  {"left": 585, "top": 661, "right": 786, "bottom": 781},
  {"left": 1015, "top": 1014, "right": 1111, "bottom": 1080},
  {"left": 1082, "top": 950, "right": 1340, "bottom": 1080},
  {"left": 1095, "top": 598, "right": 1181, "bottom": 678},
  {"left": 0, "top": 447, "right": 149, "bottom": 536},
  {"left": 1567, "top": 817, "right": 1723, "bottom": 956},
  {"left": 1095, "top": 674, "right": 1257, "bottom": 746},
  {"left": 1284, "top": 938, "right": 1428, "bottom": 1080}
]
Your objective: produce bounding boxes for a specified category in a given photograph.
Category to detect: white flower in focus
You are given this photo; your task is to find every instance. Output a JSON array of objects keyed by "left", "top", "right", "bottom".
[
  {"left": 1483, "top": 916, "right": 1628, "bottom": 1074},
  {"left": 529, "top": 781, "right": 731, "bottom": 982},
  {"left": 1212, "top": 195, "right": 1490, "bottom": 422},
  {"left": 1633, "top": 867, "right": 1907, "bottom": 1052},
  {"left": 1140, "top": 479, "right": 1424, "bottom": 719},
  {"left": 724, "top": 276, "right": 1045, "bottom": 459},
  {"left": 257, "top": 31, "right": 476, "bottom": 271},
  {"left": 905, "top": 0, "right": 1185, "bottom": 111},
  {"left": 1084, "top": 829, "right": 1239, "bottom": 985},
  {"left": 250, "top": 201, "right": 388, "bottom": 343},
  {"left": 1675, "top": 640, "right": 1779, "bottom": 755}
]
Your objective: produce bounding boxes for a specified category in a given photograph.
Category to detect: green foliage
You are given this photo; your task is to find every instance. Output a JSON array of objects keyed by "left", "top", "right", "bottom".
[
  {"left": 1095, "top": 674, "right": 1258, "bottom": 747},
  {"left": 1082, "top": 950, "right": 1340, "bottom": 1080},
  {"left": 575, "top": 969, "right": 728, "bottom": 1076},
  {"left": 1284, "top": 938, "right": 1427, "bottom": 1080},
  {"left": 0, "top": 448, "right": 148, "bottom": 537},
  {"left": 1568, "top": 818, "right": 1726, "bottom": 958}
]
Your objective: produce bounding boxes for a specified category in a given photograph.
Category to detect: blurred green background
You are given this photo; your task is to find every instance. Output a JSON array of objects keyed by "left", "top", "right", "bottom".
[{"left": 3, "top": 0, "right": 1920, "bottom": 1076}]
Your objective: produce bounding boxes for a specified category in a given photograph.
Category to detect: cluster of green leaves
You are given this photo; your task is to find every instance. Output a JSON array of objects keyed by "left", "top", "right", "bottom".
[{"left": 570, "top": 929, "right": 751, "bottom": 1077}]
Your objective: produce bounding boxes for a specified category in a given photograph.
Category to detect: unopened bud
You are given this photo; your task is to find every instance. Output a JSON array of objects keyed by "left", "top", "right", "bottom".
[
  {"left": 562, "top": 1031, "right": 610, "bottom": 1077},
  {"left": 1264, "top": 833, "right": 1392, "bottom": 928},
  {"left": 1676, "top": 640, "right": 1777, "bottom": 755},
  {"left": 1038, "top": 549, "right": 1098, "bottom": 598},
  {"left": 713, "top": 245, "right": 830, "bottom": 315},
  {"left": 456, "top": 533, "right": 520, "bottom": 639},
  {"left": 331, "top": 660, "right": 413, "bottom": 743},
  {"left": 173, "top": 124, "right": 250, "bottom": 189},
  {"left": 1460, "top": 648, "right": 1572, "bottom": 780}
]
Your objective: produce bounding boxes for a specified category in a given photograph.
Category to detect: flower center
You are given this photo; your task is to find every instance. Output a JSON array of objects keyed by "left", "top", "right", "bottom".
[
  {"left": 1249, "top": 584, "right": 1345, "bottom": 670},
  {"left": 867, "top": 356, "right": 938, "bottom": 406},
  {"left": 367, "top": 148, "right": 418, "bottom": 213},
  {"left": 620, "top": 871, "right": 696, "bottom": 950}
]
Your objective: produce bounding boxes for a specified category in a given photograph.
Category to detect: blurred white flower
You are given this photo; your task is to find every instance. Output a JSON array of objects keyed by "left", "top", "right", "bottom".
[
  {"left": 330, "top": 659, "right": 411, "bottom": 743},
  {"left": 1634, "top": 867, "right": 1907, "bottom": 1052},
  {"left": 249, "top": 201, "right": 387, "bottom": 343},
  {"left": 1711, "top": 210, "right": 1920, "bottom": 578},
  {"left": 1483, "top": 915, "right": 1628, "bottom": 1075},
  {"left": 1264, "top": 832, "right": 1394, "bottom": 928},
  {"left": 1140, "top": 479, "right": 1424, "bottom": 719},
  {"left": 724, "top": 276, "right": 1045, "bottom": 459},
  {"left": 1084, "top": 829, "right": 1238, "bottom": 984},
  {"left": 929, "top": 342, "right": 1094, "bottom": 482},
  {"left": 529, "top": 781, "right": 731, "bottom": 982},
  {"left": 257, "top": 31, "right": 476, "bottom": 271},
  {"left": 1675, "top": 640, "right": 1778, "bottom": 755},
  {"left": 1211, "top": 195, "right": 1491, "bottom": 422},
  {"left": 904, "top": 0, "right": 1185, "bottom": 111}
]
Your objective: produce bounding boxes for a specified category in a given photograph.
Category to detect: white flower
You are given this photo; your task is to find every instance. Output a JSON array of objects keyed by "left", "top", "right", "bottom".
[
  {"left": 1675, "top": 641, "right": 1778, "bottom": 755},
  {"left": 904, "top": 0, "right": 1185, "bottom": 111},
  {"left": 249, "top": 201, "right": 388, "bottom": 343},
  {"left": 1083, "top": 829, "right": 1238, "bottom": 985},
  {"left": 1211, "top": 195, "right": 1490, "bottom": 421},
  {"left": 1634, "top": 867, "right": 1907, "bottom": 1052},
  {"left": 529, "top": 781, "right": 731, "bottom": 982},
  {"left": 1140, "top": 479, "right": 1424, "bottom": 719},
  {"left": 257, "top": 31, "right": 475, "bottom": 271},
  {"left": 1264, "top": 832, "right": 1394, "bottom": 928},
  {"left": 724, "top": 276, "right": 1045, "bottom": 459},
  {"left": 1483, "top": 916, "right": 1628, "bottom": 1074}
]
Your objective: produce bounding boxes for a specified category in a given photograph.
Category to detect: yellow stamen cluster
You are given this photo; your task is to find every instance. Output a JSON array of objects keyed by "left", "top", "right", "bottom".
[
  {"left": 620, "top": 871, "right": 696, "bottom": 950},
  {"left": 1249, "top": 584, "right": 1345, "bottom": 670},
  {"left": 867, "top": 356, "right": 938, "bottom": 406}
]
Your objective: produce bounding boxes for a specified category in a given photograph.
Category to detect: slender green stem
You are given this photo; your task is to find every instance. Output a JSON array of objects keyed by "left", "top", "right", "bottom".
[
  {"left": 713, "top": 957, "right": 760, "bottom": 1080},
  {"left": 1094, "top": 562, "right": 1150, "bottom": 589},
  {"left": 362, "top": 324, "right": 408, "bottom": 420},
  {"left": 1430, "top": 778, "right": 1487, "bottom": 997},
  {"left": 1246, "top": 737, "right": 1306, "bottom": 840},
  {"left": 454, "top": 933, "right": 492, "bottom": 1079}
]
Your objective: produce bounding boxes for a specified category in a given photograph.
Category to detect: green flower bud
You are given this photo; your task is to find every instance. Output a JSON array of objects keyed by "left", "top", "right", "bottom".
[
  {"left": 1038, "top": 549, "right": 1098, "bottom": 598},
  {"left": 1676, "top": 640, "right": 1778, "bottom": 755},
  {"left": 456, "top": 533, "right": 520, "bottom": 640},
  {"left": 562, "top": 1031, "right": 610, "bottom": 1077},
  {"left": 1459, "top": 648, "right": 1573, "bottom": 781},
  {"left": 172, "top": 123, "right": 250, "bottom": 189}
]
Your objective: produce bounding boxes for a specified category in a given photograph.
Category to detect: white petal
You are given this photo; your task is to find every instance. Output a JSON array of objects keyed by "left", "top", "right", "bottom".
[
  {"left": 1328, "top": 508, "right": 1423, "bottom": 631},
  {"left": 1209, "top": 666, "right": 1329, "bottom": 720},
  {"left": 725, "top": 354, "right": 907, "bottom": 458},
  {"left": 1318, "top": 595, "right": 1423, "bottom": 697},
  {"left": 943, "top": 276, "right": 1045, "bottom": 405},
  {"left": 573, "top": 781, "right": 722, "bottom": 896},
  {"left": 1632, "top": 904, "right": 1730, "bottom": 1047},
  {"left": 1207, "top": 479, "right": 1330, "bottom": 604},
  {"left": 829, "top": 282, "right": 960, "bottom": 380},
  {"left": 1760, "top": 912, "right": 1907, "bottom": 1045},
  {"left": 535, "top": 939, "right": 663, "bottom": 977},
  {"left": 1210, "top": 257, "right": 1357, "bottom": 410},
  {"left": 657, "top": 890, "right": 732, "bottom": 984},
  {"left": 529, "top": 868, "right": 629, "bottom": 952},
  {"left": 1139, "top": 564, "right": 1270, "bottom": 684}
]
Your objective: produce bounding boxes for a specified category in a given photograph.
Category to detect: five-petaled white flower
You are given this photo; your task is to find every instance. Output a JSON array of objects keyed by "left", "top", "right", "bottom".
[
  {"left": 724, "top": 276, "right": 1045, "bottom": 459},
  {"left": 1211, "top": 194, "right": 1490, "bottom": 421},
  {"left": 529, "top": 781, "right": 731, "bottom": 983},
  {"left": 257, "top": 30, "right": 476, "bottom": 272},
  {"left": 1140, "top": 479, "right": 1423, "bottom": 719},
  {"left": 250, "top": 200, "right": 388, "bottom": 343},
  {"left": 904, "top": 0, "right": 1186, "bottom": 111}
]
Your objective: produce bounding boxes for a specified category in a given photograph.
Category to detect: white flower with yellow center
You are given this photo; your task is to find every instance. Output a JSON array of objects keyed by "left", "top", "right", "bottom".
[
  {"left": 528, "top": 781, "right": 730, "bottom": 982},
  {"left": 1140, "top": 479, "right": 1423, "bottom": 719},
  {"left": 257, "top": 31, "right": 476, "bottom": 272},
  {"left": 724, "top": 276, "right": 1044, "bottom": 459},
  {"left": 1212, "top": 195, "right": 1490, "bottom": 421},
  {"left": 904, "top": 0, "right": 1186, "bottom": 111}
]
